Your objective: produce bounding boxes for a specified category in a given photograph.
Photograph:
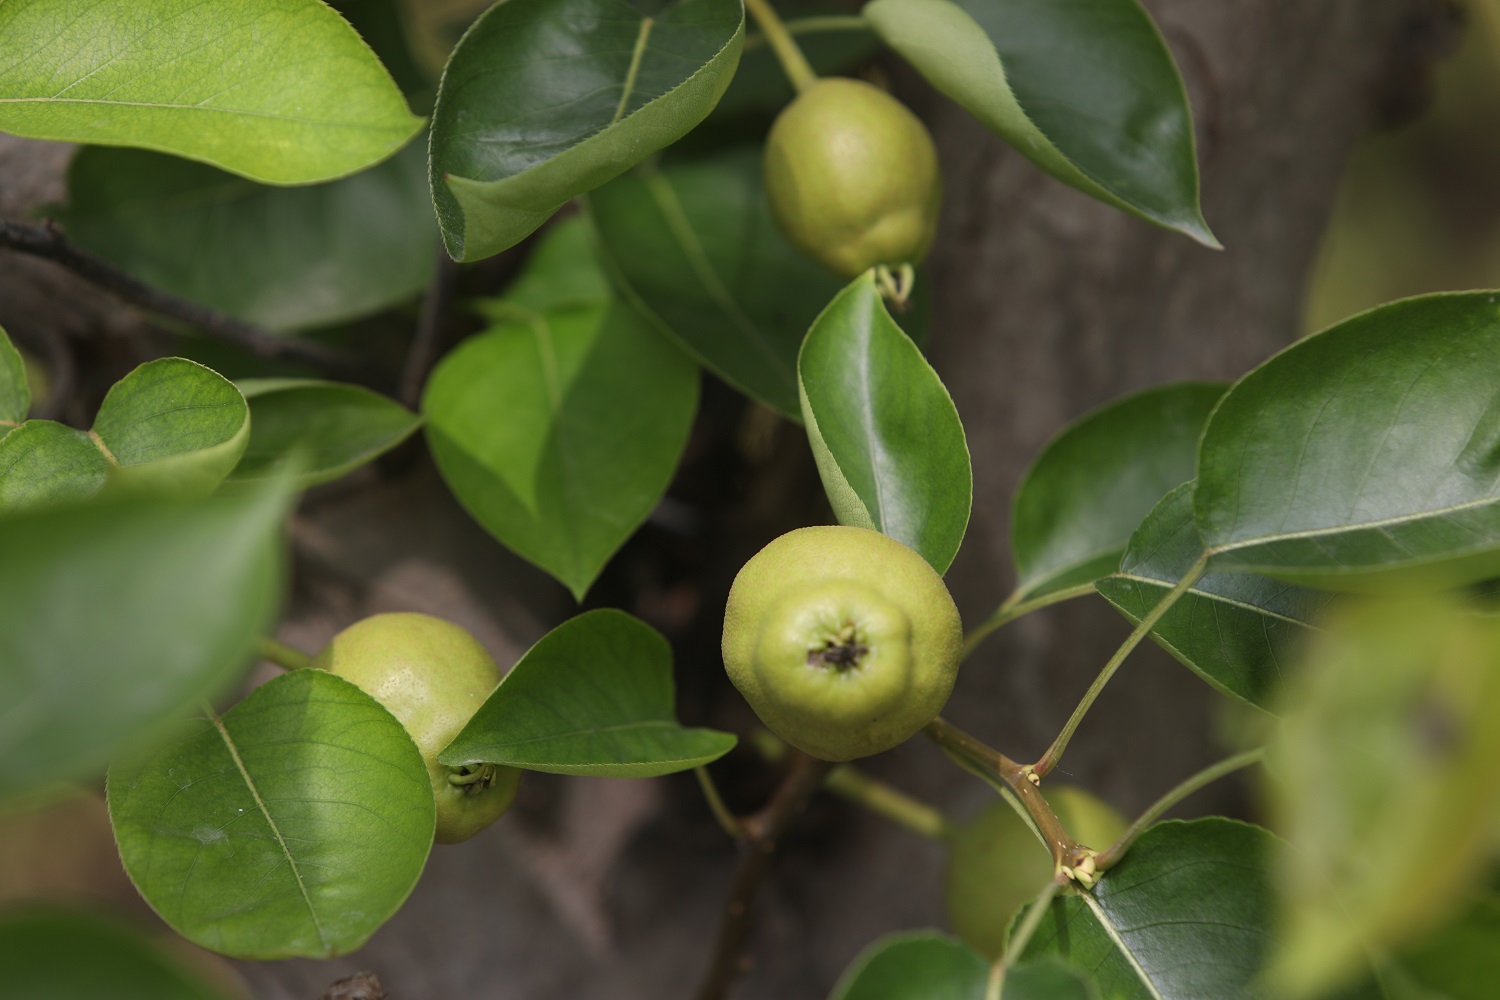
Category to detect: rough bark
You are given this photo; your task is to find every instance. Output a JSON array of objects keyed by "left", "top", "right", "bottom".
[{"left": 0, "top": 1, "right": 1425, "bottom": 997}]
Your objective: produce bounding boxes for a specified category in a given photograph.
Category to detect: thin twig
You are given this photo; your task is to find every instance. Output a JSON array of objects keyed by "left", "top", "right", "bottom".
[
  {"left": 0, "top": 218, "right": 368, "bottom": 376},
  {"left": 693, "top": 751, "right": 830, "bottom": 1000},
  {"left": 399, "top": 243, "right": 460, "bottom": 410}
]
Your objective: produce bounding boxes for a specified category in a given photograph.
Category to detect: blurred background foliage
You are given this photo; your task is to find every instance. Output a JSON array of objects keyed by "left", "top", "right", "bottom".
[{"left": 1304, "top": 0, "right": 1500, "bottom": 332}]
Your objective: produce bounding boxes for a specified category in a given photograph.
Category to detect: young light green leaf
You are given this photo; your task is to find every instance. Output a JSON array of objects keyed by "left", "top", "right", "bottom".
[
  {"left": 0, "top": 907, "right": 234, "bottom": 1000},
  {"left": 0, "top": 326, "right": 27, "bottom": 430},
  {"left": 424, "top": 225, "right": 698, "bottom": 600},
  {"left": 0, "top": 420, "right": 111, "bottom": 509},
  {"left": 1195, "top": 292, "right": 1500, "bottom": 592},
  {"left": 1095, "top": 483, "right": 1330, "bottom": 711},
  {"left": 440, "top": 609, "right": 736, "bottom": 777},
  {"left": 230, "top": 379, "right": 421, "bottom": 487},
  {"left": 798, "top": 272, "right": 970, "bottom": 574},
  {"left": 108, "top": 669, "right": 435, "bottom": 960},
  {"left": 1011, "top": 382, "right": 1226, "bottom": 605},
  {"left": 0, "top": 358, "right": 249, "bottom": 510},
  {"left": 864, "top": 0, "right": 1215, "bottom": 246},
  {"left": 1267, "top": 602, "right": 1500, "bottom": 999},
  {"left": 482, "top": 218, "right": 614, "bottom": 317},
  {"left": 61, "top": 143, "right": 436, "bottom": 331},
  {"left": 827, "top": 932, "right": 987, "bottom": 1000},
  {"left": 590, "top": 149, "right": 890, "bottom": 420},
  {"left": 429, "top": 0, "right": 745, "bottom": 262},
  {"left": 0, "top": 481, "right": 288, "bottom": 807},
  {"left": 0, "top": 0, "right": 422, "bottom": 184},
  {"left": 1023, "top": 819, "right": 1281, "bottom": 999}
]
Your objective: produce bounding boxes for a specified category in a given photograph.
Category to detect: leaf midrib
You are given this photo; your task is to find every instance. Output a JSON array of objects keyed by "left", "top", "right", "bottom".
[
  {"left": 1208, "top": 491, "right": 1499, "bottom": 555},
  {"left": 209, "top": 708, "right": 328, "bottom": 952},
  {"left": 0, "top": 96, "right": 408, "bottom": 132}
]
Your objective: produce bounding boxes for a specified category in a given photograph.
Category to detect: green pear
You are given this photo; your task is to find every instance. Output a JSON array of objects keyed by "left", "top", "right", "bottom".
[
  {"left": 944, "top": 786, "right": 1129, "bottom": 958},
  {"left": 721, "top": 525, "right": 962, "bottom": 761},
  {"left": 313, "top": 612, "right": 520, "bottom": 844},
  {"left": 763, "top": 77, "right": 942, "bottom": 278}
]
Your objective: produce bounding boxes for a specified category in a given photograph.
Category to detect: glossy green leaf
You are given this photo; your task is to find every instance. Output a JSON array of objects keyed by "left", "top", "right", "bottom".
[
  {"left": 109, "top": 669, "right": 434, "bottom": 960},
  {"left": 429, "top": 0, "right": 745, "bottom": 261},
  {"left": 1387, "top": 894, "right": 1500, "bottom": 1000},
  {"left": 441, "top": 609, "right": 736, "bottom": 777},
  {"left": 0, "top": 482, "right": 288, "bottom": 806},
  {"left": 0, "top": 0, "right": 422, "bottom": 184},
  {"left": 0, "top": 326, "right": 26, "bottom": 430},
  {"left": 864, "top": 0, "right": 1215, "bottom": 246},
  {"left": 1011, "top": 382, "right": 1226, "bottom": 604},
  {"left": 827, "top": 932, "right": 987, "bottom": 1000},
  {"left": 1196, "top": 292, "right": 1500, "bottom": 591},
  {"left": 61, "top": 143, "right": 435, "bottom": 331},
  {"left": 1095, "top": 483, "right": 1329, "bottom": 711},
  {"left": 1268, "top": 602, "right": 1500, "bottom": 998},
  {"left": 424, "top": 225, "right": 698, "bottom": 599},
  {"left": 0, "top": 358, "right": 250, "bottom": 510},
  {"left": 230, "top": 379, "right": 421, "bottom": 487},
  {"left": 1023, "top": 819, "right": 1280, "bottom": 1000},
  {"left": 589, "top": 150, "right": 843, "bottom": 418},
  {"left": 799, "top": 272, "right": 970, "bottom": 574},
  {"left": 0, "top": 907, "right": 233, "bottom": 1000}
]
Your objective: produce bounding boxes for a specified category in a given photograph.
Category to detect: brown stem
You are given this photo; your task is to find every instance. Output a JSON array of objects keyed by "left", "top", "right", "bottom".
[
  {"left": 925, "top": 717, "right": 1096, "bottom": 882},
  {"left": 693, "top": 751, "right": 831, "bottom": 1000},
  {"left": 0, "top": 218, "right": 369, "bottom": 377},
  {"left": 398, "top": 244, "right": 460, "bottom": 410}
]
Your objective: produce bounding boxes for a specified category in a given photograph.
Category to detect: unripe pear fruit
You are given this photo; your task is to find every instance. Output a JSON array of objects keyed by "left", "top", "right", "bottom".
[
  {"left": 313, "top": 613, "right": 520, "bottom": 844},
  {"left": 763, "top": 77, "right": 942, "bottom": 278},
  {"left": 944, "top": 786, "right": 1128, "bottom": 957},
  {"left": 721, "top": 525, "right": 962, "bottom": 761}
]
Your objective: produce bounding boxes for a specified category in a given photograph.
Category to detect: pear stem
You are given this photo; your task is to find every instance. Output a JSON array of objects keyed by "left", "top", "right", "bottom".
[
  {"left": 751, "top": 730, "right": 952, "bottom": 840},
  {"left": 256, "top": 636, "right": 312, "bottom": 672},
  {"left": 743, "top": 14, "right": 870, "bottom": 52},
  {"left": 1031, "top": 555, "right": 1208, "bottom": 779},
  {"left": 744, "top": 0, "right": 818, "bottom": 93}
]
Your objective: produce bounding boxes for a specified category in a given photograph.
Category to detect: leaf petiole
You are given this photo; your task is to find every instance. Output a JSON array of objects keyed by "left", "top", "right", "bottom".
[
  {"left": 962, "top": 581, "right": 1098, "bottom": 660},
  {"left": 1031, "top": 555, "right": 1208, "bottom": 778},
  {"left": 255, "top": 636, "right": 313, "bottom": 672}
]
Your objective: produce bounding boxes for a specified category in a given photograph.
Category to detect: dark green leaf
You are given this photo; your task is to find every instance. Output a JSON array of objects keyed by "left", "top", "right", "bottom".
[
  {"left": 109, "top": 669, "right": 435, "bottom": 959},
  {"left": 1012, "top": 382, "right": 1226, "bottom": 604},
  {"left": 1195, "top": 292, "right": 1500, "bottom": 592},
  {"left": 864, "top": 0, "right": 1215, "bottom": 245},
  {"left": 61, "top": 143, "right": 435, "bottom": 331},
  {"left": 0, "top": 0, "right": 422, "bottom": 184},
  {"left": 0, "top": 326, "right": 26, "bottom": 429},
  {"left": 0, "top": 907, "right": 232, "bottom": 1000},
  {"left": 441, "top": 609, "right": 736, "bottom": 776},
  {"left": 798, "top": 272, "right": 970, "bottom": 574},
  {"left": 1268, "top": 603, "right": 1500, "bottom": 998},
  {"left": 827, "top": 932, "right": 987, "bottom": 1000},
  {"left": 429, "top": 0, "right": 745, "bottom": 261},
  {"left": 424, "top": 224, "right": 698, "bottom": 599},
  {"left": 0, "top": 358, "right": 250, "bottom": 510},
  {"left": 1024, "top": 818, "right": 1279, "bottom": 1000},
  {"left": 1095, "top": 483, "right": 1329, "bottom": 710},
  {"left": 590, "top": 149, "right": 848, "bottom": 418},
  {"left": 230, "top": 379, "right": 421, "bottom": 487},
  {"left": 0, "top": 482, "right": 288, "bottom": 806}
]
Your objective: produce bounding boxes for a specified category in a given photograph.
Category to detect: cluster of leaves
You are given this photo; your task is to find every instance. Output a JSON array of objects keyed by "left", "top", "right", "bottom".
[{"left": 2, "top": 0, "right": 1498, "bottom": 998}]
